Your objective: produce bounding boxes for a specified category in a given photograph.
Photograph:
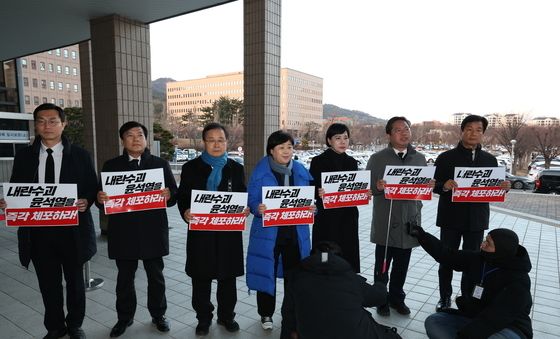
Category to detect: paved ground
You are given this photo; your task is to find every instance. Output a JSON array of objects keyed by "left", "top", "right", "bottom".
[{"left": 1, "top": 191, "right": 559, "bottom": 338}]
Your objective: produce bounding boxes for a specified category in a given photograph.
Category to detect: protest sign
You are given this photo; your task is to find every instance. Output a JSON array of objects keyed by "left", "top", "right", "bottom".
[
  {"left": 452, "top": 167, "right": 506, "bottom": 202},
  {"left": 3, "top": 183, "right": 78, "bottom": 226},
  {"left": 101, "top": 168, "right": 166, "bottom": 214},
  {"left": 189, "top": 190, "right": 248, "bottom": 231},
  {"left": 383, "top": 166, "right": 435, "bottom": 200},
  {"left": 321, "top": 170, "right": 370, "bottom": 209},
  {"left": 262, "top": 186, "right": 314, "bottom": 227}
]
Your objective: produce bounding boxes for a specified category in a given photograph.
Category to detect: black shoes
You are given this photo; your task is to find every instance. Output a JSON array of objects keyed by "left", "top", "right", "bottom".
[
  {"left": 110, "top": 319, "right": 133, "bottom": 337},
  {"left": 217, "top": 318, "right": 240, "bottom": 332},
  {"left": 152, "top": 316, "right": 170, "bottom": 332},
  {"left": 195, "top": 322, "right": 210, "bottom": 336},
  {"left": 43, "top": 328, "right": 67, "bottom": 339},
  {"left": 389, "top": 301, "right": 411, "bottom": 315},
  {"left": 68, "top": 327, "right": 86, "bottom": 339},
  {"left": 436, "top": 296, "right": 451, "bottom": 312},
  {"left": 376, "top": 303, "right": 390, "bottom": 316}
]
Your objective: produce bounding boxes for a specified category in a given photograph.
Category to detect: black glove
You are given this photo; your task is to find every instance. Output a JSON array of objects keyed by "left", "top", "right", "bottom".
[{"left": 407, "top": 221, "right": 425, "bottom": 238}]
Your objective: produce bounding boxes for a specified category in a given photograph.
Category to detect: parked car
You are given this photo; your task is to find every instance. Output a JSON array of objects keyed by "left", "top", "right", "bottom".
[
  {"left": 505, "top": 173, "right": 534, "bottom": 190},
  {"left": 534, "top": 169, "right": 560, "bottom": 194}
]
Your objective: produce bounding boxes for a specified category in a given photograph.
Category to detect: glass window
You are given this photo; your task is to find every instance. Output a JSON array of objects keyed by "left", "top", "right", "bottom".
[
  {"left": 56, "top": 65, "right": 62, "bottom": 73},
  {"left": 51, "top": 98, "right": 56, "bottom": 104},
  {"left": 74, "top": 100, "right": 80, "bottom": 106},
  {"left": 33, "top": 96, "right": 39, "bottom": 105},
  {"left": 40, "top": 62, "right": 45, "bottom": 71},
  {"left": 48, "top": 63, "right": 53, "bottom": 72},
  {"left": 31, "top": 60, "right": 37, "bottom": 70},
  {"left": 71, "top": 51, "right": 77, "bottom": 59},
  {"left": 66, "top": 83, "right": 70, "bottom": 91},
  {"left": 67, "top": 99, "right": 72, "bottom": 107},
  {"left": 25, "top": 95, "right": 30, "bottom": 104},
  {"left": 55, "top": 49, "right": 61, "bottom": 56},
  {"left": 73, "top": 84, "right": 78, "bottom": 92},
  {"left": 57, "top": 82, "right": 63, "bottom": 91},
  {"left": 58, "top": 99, "right": 64, "bottom": 107},
  {"left": 47, "top": 50, "right": 52, "bottom": 55},
  {"left": 49, "top": 81, "right": 54, "bottom": 90},
  {"left": 72, "top": 67, "right": 78, "bottom": 76},
  {"left": 21, "top": 59, "right": 27, "bottom": 68},
  {"left": 41, "top": 80, "right": 46, "bottom": 89},
  {"left": 23, "top": 77, "right": 29, "bottom": 86},
  {"left": 63, "top": 49, "right": 68, "bottom": 58},
  {"left": 32, "top": 78, "right": 38, "bottom": 88},
  {"left": 42, "top": 97, "right": 47, "bottom": 103},
  {"left": 64, "top": 66, "right": 69, "bottom": 75}
]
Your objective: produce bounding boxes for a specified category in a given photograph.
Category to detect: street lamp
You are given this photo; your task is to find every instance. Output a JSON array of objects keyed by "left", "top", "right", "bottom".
[{"left": 510, "top": 139, "right": 517, "bottom": 174}]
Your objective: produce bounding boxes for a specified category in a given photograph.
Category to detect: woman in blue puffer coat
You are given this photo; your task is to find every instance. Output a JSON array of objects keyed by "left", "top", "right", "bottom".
[{"left": 246, "top": 130, "right": 313, "bottom": 331}]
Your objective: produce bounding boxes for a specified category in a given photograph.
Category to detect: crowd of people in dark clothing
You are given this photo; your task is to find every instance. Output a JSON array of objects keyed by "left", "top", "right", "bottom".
[{"left": 0, "top": 104, "right": 533, "bottom": 339}]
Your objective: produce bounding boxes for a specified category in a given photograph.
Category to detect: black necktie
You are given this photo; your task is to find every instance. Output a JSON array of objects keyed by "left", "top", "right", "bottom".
[
  {"left": 398, "top": 152, "right": 405, "bottom": 159},
  {"left": 129, "top": 159, "right": 140, "bottom": 170},
  {"left": 45, "top": 148, "right": 55, "bottom": 183}
]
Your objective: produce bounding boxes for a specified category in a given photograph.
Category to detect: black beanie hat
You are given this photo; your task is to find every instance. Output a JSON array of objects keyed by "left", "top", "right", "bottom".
[{"left": 488, "top": 228, "right": 519, "bottom": 258}]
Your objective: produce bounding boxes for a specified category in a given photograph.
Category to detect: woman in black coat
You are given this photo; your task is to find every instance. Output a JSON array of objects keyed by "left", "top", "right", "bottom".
[
  {"left": 177, "top": 123, "right": 246, "bottom": 336},
  {"left": 310, "top": 123, "right": 362, "bottom": 272}
]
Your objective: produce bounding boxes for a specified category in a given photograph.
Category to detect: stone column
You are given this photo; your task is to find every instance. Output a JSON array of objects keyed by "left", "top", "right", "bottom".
[
  {"left": 79, "top": 41, "right": 98, "bottom": 169},
  {"left": 89, "top": 15, "right": 153, "bottom": 170},
  {"left": 243, "top": 0, "right": 282, "bottom": 175}
]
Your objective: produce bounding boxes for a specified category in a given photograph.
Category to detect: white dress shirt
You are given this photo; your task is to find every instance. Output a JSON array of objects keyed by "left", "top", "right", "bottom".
[{"left": 38, "top": 141, "right": 64, "bottom": 183}]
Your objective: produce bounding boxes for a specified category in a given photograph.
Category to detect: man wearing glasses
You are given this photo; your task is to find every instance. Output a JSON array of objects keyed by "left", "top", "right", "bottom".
[{"left": 0, "top": 103, "right": 98, "bottom": 339}]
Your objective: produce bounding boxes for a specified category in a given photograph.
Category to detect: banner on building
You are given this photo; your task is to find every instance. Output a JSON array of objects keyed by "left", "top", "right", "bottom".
[
  {"left": 321, "top": 170, "right": 370, "bottom": 209},
  {"left": 383, "top": 166, "right": 435, "bottom": 200},
  {"left": 262, "top": 186, "right": 314, "bottom": 227},
  {"left": 101, "top": 168, "right": 166, "bottom": 214},
  {"left": 452, "top": 167, "right": 506, "bottom": 202},
  {"left": 3, "top": 183, "right": 78, "bottom": 227},
  {"left": 189, "top": 190, "right": 248, "bottom": 231}
]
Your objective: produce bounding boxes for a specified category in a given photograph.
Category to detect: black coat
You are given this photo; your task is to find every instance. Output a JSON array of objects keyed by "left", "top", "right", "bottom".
[
  {"left": 98, "top": 150, "right": 177, "bottom": 260},
  {"left": 177, "top": 157, "right": 245, "bottom": 279},
  {"left": 13, "top": 136, "right": 98, "bottom": 268},
  {"left": 281, "top": 252, "right": 388, "bottom": 339},
  {"left": 417, "top": 231, "right": 532, "bottom": 339},
  {"left": 309, "top": 148, "right": 360, "bottom": 272},
  {"left": 433, "top": 142, "right": 498, "bottom": 231}
]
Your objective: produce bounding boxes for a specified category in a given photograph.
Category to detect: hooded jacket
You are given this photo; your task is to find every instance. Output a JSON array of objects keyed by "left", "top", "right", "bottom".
[{"left": 417, "top": 230, "right": 533, "bottom": 339}]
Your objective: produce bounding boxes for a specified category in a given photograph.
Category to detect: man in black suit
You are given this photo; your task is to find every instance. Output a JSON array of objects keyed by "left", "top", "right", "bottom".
[
  {"left": 96, "top": 121, "right": 177, "bottom": 337},
  {"left": 1, "top": 103, "right": 98, "bottom": 339}
]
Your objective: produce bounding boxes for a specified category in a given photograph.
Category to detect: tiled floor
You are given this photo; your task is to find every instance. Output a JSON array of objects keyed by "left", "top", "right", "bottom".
[{"left": 0, "top": 192, "right": 559, "bottom": 338}]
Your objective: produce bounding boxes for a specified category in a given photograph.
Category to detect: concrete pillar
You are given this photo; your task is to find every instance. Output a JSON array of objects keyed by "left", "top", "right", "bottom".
[
  {"left": 78, "top": 41, "right": 98, "bottom": 169},
  {"left": 89, "top": 15, "right": 153, "bottom": 170},
  {"left": 243, "top": 0, "right": 282, "bottom": 175}
]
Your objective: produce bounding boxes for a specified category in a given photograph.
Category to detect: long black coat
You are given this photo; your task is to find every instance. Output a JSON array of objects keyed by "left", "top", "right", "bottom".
[
  {"left": 281, "top": 252, "right": 388, "bottom": 339},
  {"left": 98, "top": 150, "right": 177, "bottom": 260},
  {"left": 177, "top": 157, "right": 245, "bottom": 279},
  {"left": 13, "top": 136, "right": 98, "bottom": 268},
  {"left": 433, "top": 142, "right": 498, "bottom": 231},
  {"left": 309, "top": 148, "right": 360, "bottom": 272},
  {"left": 417, "top": 231, "right": 533, "bottom": 338}
]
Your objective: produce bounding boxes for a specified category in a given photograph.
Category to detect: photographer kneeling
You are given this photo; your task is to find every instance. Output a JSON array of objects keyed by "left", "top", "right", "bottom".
[{"left": 409, "top": 225, "right": 533, "bottom": 339}]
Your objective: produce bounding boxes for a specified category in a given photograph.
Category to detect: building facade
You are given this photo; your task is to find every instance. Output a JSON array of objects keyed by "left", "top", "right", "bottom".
[
  {"left": 529, "top": 116, "right": 560, "bottom": 126},
  {"left": 450, "top": 112, "right": 470, "bottom": 125},
  {"left": 167, "top": 68, "right": 323, "bottom": 136},
  {"left": 19, "top": 45, "right": 82, "bottom": 113}
]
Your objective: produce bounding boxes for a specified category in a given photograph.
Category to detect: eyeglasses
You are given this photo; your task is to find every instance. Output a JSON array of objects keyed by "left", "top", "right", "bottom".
[
  {"left": 204, "top": 139, "right": 227, "bottom": 144},
  {"left": 35, "top": 119, "right": 62, "bottom": 127}
]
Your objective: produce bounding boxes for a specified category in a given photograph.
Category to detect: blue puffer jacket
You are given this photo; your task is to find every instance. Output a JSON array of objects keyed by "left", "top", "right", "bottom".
[{"left": 246, "top": 156, "right": 313, "bottom": 296}]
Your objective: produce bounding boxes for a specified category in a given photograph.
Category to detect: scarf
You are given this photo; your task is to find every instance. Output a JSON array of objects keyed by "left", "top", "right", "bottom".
[
  {"left": 201, "top": 151, "right": 228, "bottom": 191},
  {"left": 268, "top": 156, "right": 293, "bottom": 186}
]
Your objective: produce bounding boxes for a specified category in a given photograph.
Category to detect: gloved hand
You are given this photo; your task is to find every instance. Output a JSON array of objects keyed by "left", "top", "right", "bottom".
[{"left": 407, "top": 222, "right": 425, "bottom": 238}]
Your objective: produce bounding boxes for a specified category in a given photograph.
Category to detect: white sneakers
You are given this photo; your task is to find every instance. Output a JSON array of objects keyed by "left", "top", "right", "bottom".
[{"left": 261, "top": 316, "right": 273, "bottom": 330}]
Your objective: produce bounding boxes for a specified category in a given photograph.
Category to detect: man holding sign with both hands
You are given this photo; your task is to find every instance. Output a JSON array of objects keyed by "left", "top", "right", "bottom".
[{"left": 96, "top": 121, "right": 177, "bottom": 337}]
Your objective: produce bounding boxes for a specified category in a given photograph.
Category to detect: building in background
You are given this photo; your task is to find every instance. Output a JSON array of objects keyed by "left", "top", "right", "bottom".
[
  {"left": 18, "top": 45, "right": 82, "bottom": 113},
  {"left": 528, "top": 116, "right": 560, "bottom": 126},
  {"left": 167, "top": 68, "right": 323, "bottom": 137},
  {"left": 450, "top": 112, "right": 470, "bottom": 125}
]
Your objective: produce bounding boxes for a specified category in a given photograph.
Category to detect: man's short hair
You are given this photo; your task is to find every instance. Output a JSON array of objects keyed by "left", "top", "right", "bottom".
[
  {"left": 33, "top": 103, "right": 65, "bottom": 122},
  {"left": 202, "top": 122, "right": 229, "bottom": 141},
  {"left": 266, "top": 130, "right": 294, "bottom": 156},
  {"left": 461, "top": 115, "right": 488, "bottom": 132},
  {"left": 385, "top": 116, "right": 411, "bottom": 134},
  {"left": 325, "top": 123, "right": 350, "bottom": 147},
  {"left": 119, "top": 121, "right": 148, "bottom": 139}
]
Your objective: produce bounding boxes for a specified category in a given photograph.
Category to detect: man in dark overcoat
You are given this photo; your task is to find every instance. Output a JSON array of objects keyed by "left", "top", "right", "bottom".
[
  {"left": 96, "top": 121, "right": 177, "bottom": 337},
  {"left": 1, "top": 103, "right": 97, "bottom": 339}
]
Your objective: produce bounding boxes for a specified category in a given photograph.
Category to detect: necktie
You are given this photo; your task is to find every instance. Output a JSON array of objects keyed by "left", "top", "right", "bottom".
[
  {"left": 129, "top": 159, "right": 140, "bottom": 170},
  {"left": 398, "top": 152, "right": 405, "bottom": 159},
  {"left": 45, "top": 148, "right": 55, "bottom": 183}
]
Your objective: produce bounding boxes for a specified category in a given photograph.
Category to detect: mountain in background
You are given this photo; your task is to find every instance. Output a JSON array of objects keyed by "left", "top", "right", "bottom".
[
  {"left": 152, "top": 77, "right": 175, "bottom": 101},
  {"left": 323, "top": 103, "right": 385, "bottom": 125}
]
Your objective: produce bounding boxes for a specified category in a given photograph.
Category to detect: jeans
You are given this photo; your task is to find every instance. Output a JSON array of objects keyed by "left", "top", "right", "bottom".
[{"left": 425, "top": 312, "right": 521, "bottom": 339}]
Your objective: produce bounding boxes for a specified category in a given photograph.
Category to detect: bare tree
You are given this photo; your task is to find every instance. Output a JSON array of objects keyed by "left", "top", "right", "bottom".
[
  {"left": 492, "top": 114, "right": 530, "bottom": 173},
  {"left": 531, "top": 125, "right": 560, "bottom": 169}
]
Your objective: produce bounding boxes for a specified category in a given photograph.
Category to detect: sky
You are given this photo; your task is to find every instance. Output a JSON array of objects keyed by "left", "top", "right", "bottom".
[{"left": 150, "top": 0, "right": 560, "bottom": 123}]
